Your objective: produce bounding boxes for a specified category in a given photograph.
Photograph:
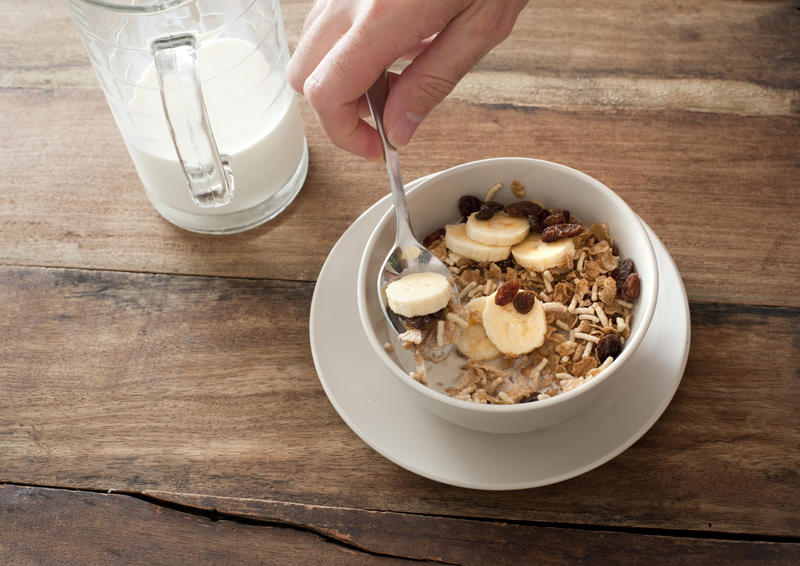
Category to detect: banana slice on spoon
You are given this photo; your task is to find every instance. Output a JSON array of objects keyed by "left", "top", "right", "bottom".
[
  {"left": 385, "top": 272, "right": 452, "bottom": 318},
  {"left": 367, "top": 70, "right": 460, "bottom": 358}
]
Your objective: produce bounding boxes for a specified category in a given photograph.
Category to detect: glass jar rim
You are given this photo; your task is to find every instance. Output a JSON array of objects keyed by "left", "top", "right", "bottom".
[{"left": 69, "top": 0, "right": 194, "bottom": 13}]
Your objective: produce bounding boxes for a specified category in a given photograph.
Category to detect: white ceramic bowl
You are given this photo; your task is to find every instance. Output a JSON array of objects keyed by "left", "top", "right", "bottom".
[{"left": 357, "top": 158, "right": 658, "bottom": 433}]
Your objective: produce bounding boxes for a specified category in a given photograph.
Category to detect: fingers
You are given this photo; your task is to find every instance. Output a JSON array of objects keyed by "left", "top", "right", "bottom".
[
  {"left": 357, "top": 71, "right": 401, "bottom": 121},
  {"left": 299, "top": 25, "right": 389, "bottom": 159},
  {"left": 300, "top": 16, "right": 429, "bottom": 158},
  {"left": 384, "top": 1, "right": 527, "bottom": 148},
  {"left": 398, "top": 35, "right": 436, "bottom": 62},
  {"left": 357, "top": 94, "right": 370, "bottom": 120},
  {"left": 289, "top": 1, "right": 463, "bottom": 157},
  {"left": 288, "top": 3, "right": 385, "bottom": 158},
  {"left": 288, "top": 0, "right": 526, "bottom": 157},
  {"left": 300, "top": 0, "right": 327, "bottom": 39},
  {"left": 302, "top": 22, "right": 419, "bottom": 118},
  {"left": 287, "top": 1, "right": 350, "bottom": 94}
]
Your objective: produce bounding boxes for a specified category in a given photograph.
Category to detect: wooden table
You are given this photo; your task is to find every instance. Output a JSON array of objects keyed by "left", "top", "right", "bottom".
[{"left": 2, "top": 1, "right": 798, "bottom": 563}]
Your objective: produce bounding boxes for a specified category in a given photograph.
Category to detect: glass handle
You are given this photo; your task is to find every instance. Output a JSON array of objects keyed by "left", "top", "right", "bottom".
[{"left": 151, "top": 34, "right": 233, "bottom": 208}]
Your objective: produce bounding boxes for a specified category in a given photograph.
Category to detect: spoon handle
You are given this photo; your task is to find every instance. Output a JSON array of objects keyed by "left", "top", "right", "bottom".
[{"left": 366, "top": 70, "right": 415, "bottom": 243}]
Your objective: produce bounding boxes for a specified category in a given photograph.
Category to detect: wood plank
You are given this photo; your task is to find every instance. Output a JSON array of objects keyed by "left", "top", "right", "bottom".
[
  {"left": 2, "top": 486, "right": 798, "bottom": 566},
  {"left": 450, "top": 71, "right": 799, "bottom": 118},
  {"left": 1, "top": 267, "right": 797, "bottom": 536},
  {"left": 0, "top": 485, "right": 423, "bottom": 565},
  {"left": 1, "top": 88, "right": 797, "bottom": 306},
  {"left": 476, "top": 0, "right": 800, "bottom": 90},
  {"left": 0, "top": 1, "right": 312, "bottom": 88},
  {"left": 151, "top": 491, "right": 800, "bottom": 565},
  {"left": 2, "top": 1, "right": 797, "bottom": 92}
]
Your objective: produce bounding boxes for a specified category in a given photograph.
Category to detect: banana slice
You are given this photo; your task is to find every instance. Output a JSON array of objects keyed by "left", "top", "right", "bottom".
[
  {"left": 444, "top": 223, "right": 510, "bottom": 263},
  {"left": 455, "top": 296, "right": 501, "bottom": 360},
  {"left": 511, "top": 234, "right": 575, "bottom": 272},
  {"left": 385, "top": 272, "right": 452, "bottom": 318},
  {"left": 466, "top": 212, "right": 530, "bottom": 246},
  {"left": 482, "top": 291, "right": 546, "bottom": 356}
]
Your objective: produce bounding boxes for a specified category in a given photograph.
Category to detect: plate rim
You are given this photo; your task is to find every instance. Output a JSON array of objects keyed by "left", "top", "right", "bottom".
[{"left": 309, "top": 177, "right": 690, "bottom": 490}]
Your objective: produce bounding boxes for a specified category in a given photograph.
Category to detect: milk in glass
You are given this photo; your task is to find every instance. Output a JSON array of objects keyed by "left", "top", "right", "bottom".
[{"left": 126, "top": 38, "right": 305, "bottom": 226}]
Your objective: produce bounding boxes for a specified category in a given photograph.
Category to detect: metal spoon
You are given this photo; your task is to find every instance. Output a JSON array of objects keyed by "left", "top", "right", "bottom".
[{"left": 365, "top": 70, "right": 460, "bottom": 354}]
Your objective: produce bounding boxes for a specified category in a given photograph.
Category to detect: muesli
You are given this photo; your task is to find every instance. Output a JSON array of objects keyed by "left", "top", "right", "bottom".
[{"left": 385, "top": 181, "right": 641, "bottom": 404}]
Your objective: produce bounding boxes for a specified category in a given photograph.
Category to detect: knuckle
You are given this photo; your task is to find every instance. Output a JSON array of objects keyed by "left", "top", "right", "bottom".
[
  {"left": 344, "top": 23, "right": 373, "bottom": 56},
  {"left": 324, "top": 121, "right": 359, "bottom": 154},
  {"left": 474, "top": 21, "right": 506, "bottom": 46},
  {"left": 362, "top": 0, "right": 393, "bottom": 20},
  {"left": 496, "top": 11, "right": 520, "bottom": 39},
  {"left": 302, "top": 73, "right": 328, "bottom": 107},
  {"left": 415, "top": 72, "right": 458, "bottom": 103},
  {"left": 286, "top": 65, "right": 305, "bottom": 94},
  {"left": 474, "top": 4, "right": 519, "bottom": 46}
]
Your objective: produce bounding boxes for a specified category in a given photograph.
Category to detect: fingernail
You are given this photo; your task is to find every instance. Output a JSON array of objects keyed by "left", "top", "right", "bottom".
[{"left": 387, "top": 112, "right": 424, "bottom": 148}]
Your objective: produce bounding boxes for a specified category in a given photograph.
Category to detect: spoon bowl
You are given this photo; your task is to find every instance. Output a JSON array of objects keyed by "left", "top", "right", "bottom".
[{"left": 365, "top": 71, "right": 460, "bottom": 352}]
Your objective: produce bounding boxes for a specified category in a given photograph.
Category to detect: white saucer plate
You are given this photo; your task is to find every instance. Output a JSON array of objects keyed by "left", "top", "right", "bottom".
[{"left": 310, "top": 180, "right": 690, "bottom": 490}]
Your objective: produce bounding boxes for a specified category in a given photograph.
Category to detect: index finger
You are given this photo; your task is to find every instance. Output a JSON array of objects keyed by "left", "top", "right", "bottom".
[
  {"left": 301, "top": 26, "right": 398, "bottom": 158},
  {"left": 300, "top": 4, "right": 454, "bottom": 156}
]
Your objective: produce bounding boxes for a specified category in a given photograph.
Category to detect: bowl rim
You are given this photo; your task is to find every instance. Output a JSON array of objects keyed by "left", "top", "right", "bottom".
[{"left": 357, "top": 157, "right": 659, "bottom": 414}]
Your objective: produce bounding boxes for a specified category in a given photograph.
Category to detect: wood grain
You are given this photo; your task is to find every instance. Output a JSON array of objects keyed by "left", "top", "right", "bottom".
[
  {"left": 0, "top": 485, "right": 423, "bottom": 565},
  {"left": 3, "top": 1, "right": 797, "bottom": 93},
  {"left": 1, "top": 0, "right": 798, "bottom": 556},
  {"left": 1, "top": 88, "right": 797, "bottom": 306},
  {"left": 2, "top": 485, "right": 798, "bottom": 566},
  {"left": 1, "top": 267, "right": 797, "bottom": 536},
  {"left": 1, "top": 0, "right": 798, "bottom": 308}
]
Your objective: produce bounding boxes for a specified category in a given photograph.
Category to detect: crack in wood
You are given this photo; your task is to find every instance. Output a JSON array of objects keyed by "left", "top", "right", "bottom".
[
  {"left": 0, "top": 483, "right": 462, "bottom": 565},
  {"left": 3, "top": 482, "right": 799, "bottom": 546},
  {"left": 351, "top": 505, "right": 800, "bottom": 545},
  {"left": 126, "top": 492, "right": 463, "bottom": 566}
]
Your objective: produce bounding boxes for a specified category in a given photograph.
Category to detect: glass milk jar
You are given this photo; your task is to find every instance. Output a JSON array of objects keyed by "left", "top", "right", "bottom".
[{"left": 68, "top": 0, "right": 309, "bottom": 234}]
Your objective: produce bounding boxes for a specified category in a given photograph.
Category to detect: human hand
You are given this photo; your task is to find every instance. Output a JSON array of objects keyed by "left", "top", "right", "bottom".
[{"left": 287, "top": 0, "right": 528, "bottom": 159}]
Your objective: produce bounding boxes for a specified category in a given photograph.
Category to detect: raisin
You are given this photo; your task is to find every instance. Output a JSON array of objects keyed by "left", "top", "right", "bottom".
[
  {"left": 518, "top": 393, "right": 540, "bottom": 403},
  {"left": 422, "top": 228, "right": 445, "bottom": 248},
  {"left": 541, "top": 223, "right": 584, "bottom": 242},
  {"left": 495, "top": 280, "right": 520, "bottom": 305},
  {"left": 458, "top": 195, "right": 482, "bottom": 217},
  {"left": 543, "top": 210, "right": 570, "bottom": 228},
  {"left": 596, "top": 334, "right": 622, "bottom": 362},
  {"left": 401, "top": 308, "right": 445, "bottom": 331},
  {"left": 504, "top": 200, "right": 546, "bottom": 218},
  {"left": 620, "top": 272, "right": 640, "bottom": 301},
  {"left": 542, "top": 214, "right": 560, "bottom": 228},
  {"left": 611, "top": 243, "right": 620, "bottom": 257},
  {"left": 513, "top": 291, "right": 535, "bottom": 314},
  {"left": 494, "top": 257, "right": 516, "bottom": 272},
  {"left": 475, "top": 201, "right": 505, "bottom": 220},
  {"left": 527, "top": 214, "right": 542, "bottom": 233},
  {"left": 611, "top": 258, "right": 635, "bottom": 289}
]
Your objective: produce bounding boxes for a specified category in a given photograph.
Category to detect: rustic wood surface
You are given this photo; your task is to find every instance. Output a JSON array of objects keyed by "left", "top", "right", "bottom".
[
  {"left": 1, "top": 0, "right": 798, "bottom": 564},
  {"left": 2, "top": 486, "right": 798, "bottom": 565}
]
